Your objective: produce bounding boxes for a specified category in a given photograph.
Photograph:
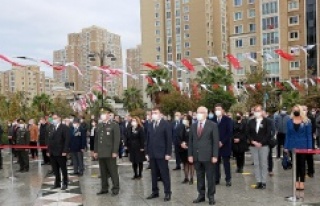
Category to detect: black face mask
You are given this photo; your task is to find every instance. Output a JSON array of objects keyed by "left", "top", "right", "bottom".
[
  {"left": 293, "top": 111, "right": 300, "bottom": 117},
  {"left": 236, "top": 116, "right": 241, "bottom": 120}
]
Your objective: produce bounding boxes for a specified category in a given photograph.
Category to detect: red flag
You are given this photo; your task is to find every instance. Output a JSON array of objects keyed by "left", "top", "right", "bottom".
[
  {"left": 212, "top": 84, "right": 219, "bottom": 90},
  {"left": 100, "top": 65, "right": 110, "bottom": 70},
  {"left": 267, "top": 24, "right": 274, "bottom": 29},
  {"left": 225, "top": 54, "right": 241, "bottom": 69},
  {"left": 0, "top": 54, "right": 24, "bottom": 67},
  {"left": 275, "top": 82, "right": 284, "bottom": 90},
  {"left": 228, "top": 85, "right": 234, "bottom": 94},
  {"left": 171, "top": 80, "right": 180, "bottom": 91},
  {"left": 181, "top": 58, "right": 195, "bottom": 72},
  {"left": 142, "top": 63, "right": 159, "bottom": 70},
  {"left": 274, "top": 49, "right": 294, "bottom": 61},
  {"left": 292, "top": 80, "right": 303, "bottom": 91},
  {"left": 316, "top": 77, "right": 320, "bottom": 84},
  {"left": 192, "top": 83, "right": 201, "bottom": 100},
  {"left": 145, "top": 76, "right": 154, "bottom": 85},
  {"left": 256, "top": 83, "right": 262, "bottom": 90}
]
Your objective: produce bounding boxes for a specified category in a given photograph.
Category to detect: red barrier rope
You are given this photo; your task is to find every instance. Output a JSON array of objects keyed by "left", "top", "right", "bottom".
[
  {"left": 0, "top": 145, "right": 48, "bottom": 149},
  {"left": 295, "top": 149, "right": 320, "bottom": 154}
]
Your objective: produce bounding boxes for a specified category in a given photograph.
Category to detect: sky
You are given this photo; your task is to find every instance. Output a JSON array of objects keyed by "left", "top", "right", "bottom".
[{"left": 0, "top": 0, "right": 141, "bottom": 77}]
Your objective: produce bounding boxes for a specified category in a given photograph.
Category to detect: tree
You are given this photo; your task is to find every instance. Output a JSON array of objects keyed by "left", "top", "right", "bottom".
[
  {"left": 282, "top": 91, "right": 301, "bottom": 109},
  {"left": 195, "top": 66, "right": 236, "bottom": 111},
  {"left": 145, "top": 68, "right": 173, "bottom": 105},
  {"left": 129, "top": 108, "right": 146, "bottom": 119},
  {"left": 123, "top": 87, "right": 144, "bottom": 112},
  {"left": 51, "top": 97, "right": 73, "bottom": 118},
  {"left": 32, "top": 93, "right": 53, "bottom": 115},
  {"left": 159, "top": 91, "right": 196, "bottom": 116}
]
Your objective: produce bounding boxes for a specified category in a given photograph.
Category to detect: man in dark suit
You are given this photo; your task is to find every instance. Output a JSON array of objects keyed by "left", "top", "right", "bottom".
[
  {"left": 94, "top": 110, "right": 121, "bottom": 196},
  {"left": 146, "top": 107, "right": 172, "bottom": 202},
  {"left": 247, "top": 105, "right": 272, "bottom": 189},
  {"left": 172, "top": 111, "right": 184, "bottom": 170},
  {"left": 212, "top": 103, "right": 233, "bottom": 187},
  {"left": 47, "top": 114, "right": 70, "bottom": 190},
  {"left": 188, "top": 106, "right": 219, "bottom": 205}
]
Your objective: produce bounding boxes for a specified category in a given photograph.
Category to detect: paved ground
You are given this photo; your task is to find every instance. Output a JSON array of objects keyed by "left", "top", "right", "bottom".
[{"left": 0, "top": 149, "right": 320, "bottom": 206}]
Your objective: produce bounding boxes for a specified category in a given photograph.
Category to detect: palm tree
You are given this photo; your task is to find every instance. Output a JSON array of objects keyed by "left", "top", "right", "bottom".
[
  {"left": 195, "top": 66, "right": 234, "bottom": 86},
  {"left": 32, "top": 93, "right": 53, "bottom": 115},
  {"left": 282, "top": 91, "right": 301, "bottom": 108},
  {"left": 145, "top": 68, "right": 173, "bottom": 105},
  {"left": 123, "top": 87, "right": 144, "bottom": 112}
]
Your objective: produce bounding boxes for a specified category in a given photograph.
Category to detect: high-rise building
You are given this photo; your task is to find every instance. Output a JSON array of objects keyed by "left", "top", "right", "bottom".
[
  {"left": 54, "top": 25, "right": 123, "bottom": 97},
  {"left": 126, "top": 45, "right": 143, "bottom": 91},
  {"left": 228, "top": 0, "right": 320, "bottom": 87},
  {"left": 0, "top": 65, "right": 54, "bottom": 102}
]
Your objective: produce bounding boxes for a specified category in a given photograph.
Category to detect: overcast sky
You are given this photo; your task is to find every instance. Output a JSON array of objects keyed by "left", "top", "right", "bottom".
[{"left": 0, "top": 0, "right": 141, "bottom": 77}]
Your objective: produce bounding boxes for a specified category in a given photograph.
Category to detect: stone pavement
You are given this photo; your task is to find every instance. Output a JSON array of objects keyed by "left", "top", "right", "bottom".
[{"left": 0, "top": 148, "right": 320, "bottom": 206}]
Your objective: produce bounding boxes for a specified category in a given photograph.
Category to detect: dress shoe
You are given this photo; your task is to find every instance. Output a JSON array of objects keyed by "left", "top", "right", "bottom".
[
  {"left": 71, "top": 172, "right": 79, "bottom": 175},
  {"left": 111, "top": 192, "right": 119, "bottom": 196},
  {"left": 215, "top": 181, "right": 220, "bottom": 185},
  {"left": 307, "top": 173, "right": 314, "bottom": 178},
  {"left": 132, "top": 175, "right": 138, "bottom": 180},
  {"left": 226, "top": 182, "right": 232, "bottom": 187},
  {"left": 182, "top": 178, "right": 189, "bottom": 184},
  {"left": 61, "top": 185, "right": 68, "bottom": 190},
  {"left": 173, "top": 167, "right": 181, "bottom": 171},
  {"left": 254, "top": 182, "right": 262, "bottom": 189},
  {"left": 209, "top": 200, "right": 216, "bottom": 205},
  {"left": 164, "top": 194, "right": 171, "bottom": 202},
  {"left": 50, "top": 185, "right": 61, "bottom": 190},
  {"left": 146, "top": 193, "right": 159, "bottom": 199},
  {"left": 47, "top": 170, "right": 54, "bottom": 175},
  {"left": 0, "top": 166, "right": 2, "bottom": 170},
  {"left": 96, "top": 191, "right": 109, "bottom": 195},
  {"left": 189, "top": 178, "right": 194, "bottom": 185},
  {"left": 193, "top": 197, "right": 205, "bottom": 203},
  {"left": 78, "top": 172, "right": 83, "bottom": 177},
  {"left": 157, "top": 177, "right": 162, "bottom": 182},
  {"left": 261, "top": 183, "right": 266, "bottom": 189}
]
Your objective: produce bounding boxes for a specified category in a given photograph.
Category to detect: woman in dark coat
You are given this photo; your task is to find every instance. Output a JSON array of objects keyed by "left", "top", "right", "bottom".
[
  {"left": 232, "top": 112, "right": 247, "bottom": 173},
  {"left": 126, "top": 116, "right": 146, "bottom": 180},
  {"left": 179, "top": 115, "right": 194, "bottom": 184}
]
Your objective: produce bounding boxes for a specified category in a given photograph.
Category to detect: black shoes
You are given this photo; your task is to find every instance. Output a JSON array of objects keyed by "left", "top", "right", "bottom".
[
  {"left": 61, "top": 185, "right": 68, "bottom": 190},
  {"left": 146, "top": 193, "right": 159, "bottom": 199},
  {"left": 189, "top": 178, "right": 194, "bottom": 185},
  {"left": 96, "top": 190, "right": 109, "bottom": 195},
  {"left": 50, "top": 185, "right": 61, "bottom": 190},
  {"left": 164, "top": 194, "right": 171, "bottom": 202},
  {"left": 182, "top": 178, "right": 189, "bottom": 184},
  {"left": 236, "top": 168, "right": 243, "bottom": 173},
  {"left": 209, "top": 200, "right": 216, "bottom": 205},
  {"left": 307, "top": 173, "right": 314, "bottom": 178},
  {"left": 47, "top": 170, "right": 54, "bottom": 175},
  {"left": 254, "top": 183, "right": 266, "bottom": 189},
  {"left": 193, "top": 197, "right": 205, "bottom": 203},
  {"left": 111, "top": 192, "right": 119, "bottom": 196},
  {"left": 173, "top": 167, "right": 181, "bottom": 171},
  {"left": 226, "top": 182, "right": 232, "bottom": 187}
]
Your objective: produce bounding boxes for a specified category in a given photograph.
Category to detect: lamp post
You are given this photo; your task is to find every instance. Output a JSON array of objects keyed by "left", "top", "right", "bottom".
[{"left": 88, "top": 44, "right": 116, "bottom": 108}]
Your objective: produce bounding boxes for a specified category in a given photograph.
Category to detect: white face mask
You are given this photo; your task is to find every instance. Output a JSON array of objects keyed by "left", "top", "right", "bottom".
[
  {"left": 197, "top": 113, "right": 204, "bottom": 121},
  {"left": 131, "top": 121, "right": 137, "bottom": 127},
  {"left": 152, "top": 114, "right": 159, "bottom": 121},
  {"left": 182, "top": 120, "right": 189, "bottom": 126},
  {"left": 52, "top": 119, "right": 59, "bottom": 125},
  {"left": 73, "top": 123, "right": 78, "bottom": 128},
  {"left": 215, "top": 110, "right": 222, "bottom": 117},
  {"left": 174, "top": 116, "right": 180, "bottom": 121},
  {"left": 100, "top": 114, "right": 107, "bottom": 121},
  {"left": 254, "top": 112, "right": 262, "bottom": 119},
  {"left": 19, "top": 124, "right": 24, "bottom": 128}
]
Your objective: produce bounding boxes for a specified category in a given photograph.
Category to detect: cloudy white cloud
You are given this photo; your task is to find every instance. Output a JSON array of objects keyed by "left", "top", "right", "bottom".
[{"left": 0, "top": 0, "right": 141, "bottom": 76}]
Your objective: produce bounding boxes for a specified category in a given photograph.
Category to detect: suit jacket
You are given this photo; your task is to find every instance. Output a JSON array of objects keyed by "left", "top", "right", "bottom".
[
  {"left": 212, "top": 116, "right": 233, "bottom": 156},
  {"left": 172, "top": 120, "right": 184, "bottom": 145},
  {"left": 145, "top": 119, "right": 172, "bottom": 159},
  {"left": 284, "top": 119, "right": 312, "bottom": 150},
  {"left": 188, "top": 120, "right": 219, "bottom": 162},
  {"left": 47, "top": 123, "right": 70, "bottom": 156},
  {"left": 247, "top": 118, "right": 271, "bottom": 146},
  {"left": 94, "top": 121, "right": 120, "bottom": 158}
]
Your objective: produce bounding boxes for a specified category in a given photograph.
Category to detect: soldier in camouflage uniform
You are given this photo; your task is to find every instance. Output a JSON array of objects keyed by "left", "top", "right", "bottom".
[{"left": 94, "top": 110, "right": 120, "bottom": 196}]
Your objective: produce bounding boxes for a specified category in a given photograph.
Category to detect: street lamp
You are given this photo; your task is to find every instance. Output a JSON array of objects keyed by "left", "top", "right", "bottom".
[{"left": 88, "top": 44, "right": 116, "bottom": 108}]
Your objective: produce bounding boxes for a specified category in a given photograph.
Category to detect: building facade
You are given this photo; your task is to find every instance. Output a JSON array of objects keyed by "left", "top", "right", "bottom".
[
  {"left": 53, "top": 25, "right": 123, "bottom": 97},
  {"left": 126, "top": 45, "right": 143, "bottom": 90}
]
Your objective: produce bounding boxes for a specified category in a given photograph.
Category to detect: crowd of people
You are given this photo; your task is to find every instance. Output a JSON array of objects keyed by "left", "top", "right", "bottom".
[{"left": 0, "top": 103, "right": 318, "bottom": 205}]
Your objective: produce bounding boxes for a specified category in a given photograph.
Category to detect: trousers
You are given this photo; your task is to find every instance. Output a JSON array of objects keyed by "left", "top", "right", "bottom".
[{"left": 251, "top": 146, "right": 268, "bottom": 183}]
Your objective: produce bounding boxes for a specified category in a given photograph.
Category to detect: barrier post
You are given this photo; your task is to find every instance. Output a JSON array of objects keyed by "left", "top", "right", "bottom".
[
  {"left": 286, "top": 149, "right": 300, "bottom": 202},
  {"left": 8, "top": 147, "right": 17, "bottom": 182}
]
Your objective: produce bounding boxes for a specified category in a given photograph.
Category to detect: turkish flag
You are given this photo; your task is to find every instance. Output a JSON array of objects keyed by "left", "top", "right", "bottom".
[
  {"left": 145, "top": 76, "right": 154, "bottom": 85},
  {"left": 181, "top": 58, "right": 195, "bottom": 72},
  {"left": 225, "top": 54, "right": 241, "bottom": 69},
  {"left": 142, "top": 63, "right": 159, "bottom": 70},
  {"left": 171, "top": 80, "right": 180, "bottom": 91},
  {"left": 275, "top": 82, "right": 285, "bottom": 90},
  {"left": 274, "top": 49, "right": 294, "bottom": 61}
]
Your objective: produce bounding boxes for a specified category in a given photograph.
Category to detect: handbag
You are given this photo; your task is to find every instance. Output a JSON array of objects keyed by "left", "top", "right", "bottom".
[
  {"left": 282, "top": 153, "right": 292, "bottom": 170},
  {"left": 269, "top": 136, "right": 277, "bottom": 148}
]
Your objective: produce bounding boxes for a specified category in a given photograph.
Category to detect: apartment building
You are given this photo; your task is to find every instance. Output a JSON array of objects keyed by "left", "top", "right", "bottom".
[{"left": 126, "top": 45, "right": 143, "bottom": 91}]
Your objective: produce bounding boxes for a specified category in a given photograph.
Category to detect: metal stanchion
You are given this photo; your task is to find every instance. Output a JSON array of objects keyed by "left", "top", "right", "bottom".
[
  {"left": 8, "top": 147, "right": 17, "bottom": 182},
  {"left": 286, "top": 149, "right": 301, "bottom": 202}
]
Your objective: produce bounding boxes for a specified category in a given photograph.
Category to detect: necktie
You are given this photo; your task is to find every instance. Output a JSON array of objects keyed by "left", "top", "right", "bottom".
[
  {"left": 197, "top": 123, "right": 203, "bottom": 137},
  {"left": 218, "top": 118, "right": 221, "bottom": 124}
]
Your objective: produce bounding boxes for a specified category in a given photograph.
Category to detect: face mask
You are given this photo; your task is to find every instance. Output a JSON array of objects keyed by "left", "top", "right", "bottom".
[
  {"left": 92, "top": 122, "right": 96, "bottom": 126},
  {"left": 293, "top": 111, "right": 300, "bottom": 117},
  {"left": 174, "top": 116, "right": 180, "bottom": 121},
  {"left": 62, "top": 121, "right": 66, "bottom": 125},
  {"left": 281, "top": 110, "right": 287, "bottom": 115},
  {"left": 73, "top": 123, "right": 78, "bottom": 128},
  {"left": 193, "top": 116, "right": 197, "bottom": 120},
  {"left": 312, "top": 111, "right": 316, "bottom": 115},
  {"left": 208, "top": 113, "right": 214, "bottom": 119},
  {"left": 254, "top": 112, "right": 262, "bottom": 118},
  {"left": 131, "top": 121, "right": 137, "bottom": 127},
  {"left": 152, "top": 114, "right": 159, "bottom": 121},
  {"left": 182, "top": 120, "right": 189, "bottom": 126},
  {"left": 19, "top": 124, "right": 24, "bottom": 128},
  {"left": 197, "top": 113, "right": 204, "bottom": 121},
  {"left": 215, "top": 110, "right": 222, "bottom": 117},
  {"left": 48, "top": 117, "right": 53, "bottom": 123},
  {"left": 52, "top": 119, "right": 59, "bottom": 125},
  {"left": 146, "top": 115, "right": 151, "bottom": 120},
  {"left": 236, "top": 116, "right": 241, "bottom": 120},
  {"left": 110, "top": 116, "right": 114, "bottom": 120},
  {"left": 98, "top": 119, "right": 102, "bottom": 123},
  {"left": 100, "top": 114, "right": 107, "bottom": 121},
  {"left": 8, "top": 124, "right": 11, "bottom": 126}
]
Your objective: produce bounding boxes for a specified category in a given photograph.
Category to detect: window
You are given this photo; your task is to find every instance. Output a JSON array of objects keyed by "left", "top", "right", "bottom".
[
  {"left": 156, "top": 55, "right": 161, "bottom": 61},
  {"left": 176, "top": 18, "right": 181, "bottom": 26},
  {"left": 262, "top": 1, "right": 278, "bottom": 15},
  {"left": 263, "top": 32, "right": 279, "bottom": 45},
  {"left": 155, "top": 3, "right": 160, "bottom": 9},
  {"left": 166, "top": 12, "right": 171, "bottom": 19},
  {"left": 155, "top": 21, "right": 160, "bottom": 26},
  {"left": 182, "top": 0, "right": 189, "bottom": 3},
  {"left": 262, "top": 16, "right": 279, "bottom": 30},
  {"left": 234, "top": 25, "right": 243, "bottom": 34},
  {"left": 236, "top": 53, "right": 244, "bottom": 61},
  {"left": 250, "top": 52, "right": 257, "bottom": 59},
  {"left": 184, "top": 15, "right": 189, "bottom": 21},
  {"left": 289, "top": 31, "right": 299, "bottom": 40},
  {"left": 184, "top": 24, "right": 189, "bottom": 30},
  {"left": 288, "top": 1, "right": 299, "bottom": 10},
  {"left": 249, "top": 23, "right": 256, "bottom": 32},
  {"left": 183, "top": 6, "right": 189, "bottom": 13},
  {"left": 177, "top": 53, "right": 182, "bottom": 60},
  {"left": 155, "top": 30, "right": 160, "bottom": 35},
  {"left": 185, "top": 51, "right": 190, "bottom": 56},
  {"left": 290, "top": 61, "right": 300, "bottom": 69},
  {"left": 248, "top": 9, "right": 255, "bottom": 18},
  {"left": 167, "top": 28, "right": 172, "bottom": 35},
  {"left": 155, "top": 13, "right": 159, "bottom": 18},
  {"left": 176, "top": 10, "right": 180, "bottom": 16},
  {"left": 176, "top": 27, "right": 181, "bottom": 34},
  {"left": 156, "top": 46, "right": 161, "bottom": 52},
  {"left": 185, "top": 42, "right": 190, "bottom": 48},
  {"left": 289, "top": 16, "right": 299, "bottom": 25},
  {"left": 234, "top": 0, "right": 242, "bottom": 6},
  {"left": 235, "top": 39, "right": 243, "bottom": 48},
  {"left": 248, "top": 0, "right": 255, "bottom": 4},
  {"left": 234, "top": 12, "right": 242, "bottom": 20},
  {"left": 264, "top": 62, "right": 280, "bottom": 75},
  {"left": 184, "top": 33, "right": 190, "bottom": 38},
  {"left": 249, "top": 37, "right": 256, "bottom": 45}
]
